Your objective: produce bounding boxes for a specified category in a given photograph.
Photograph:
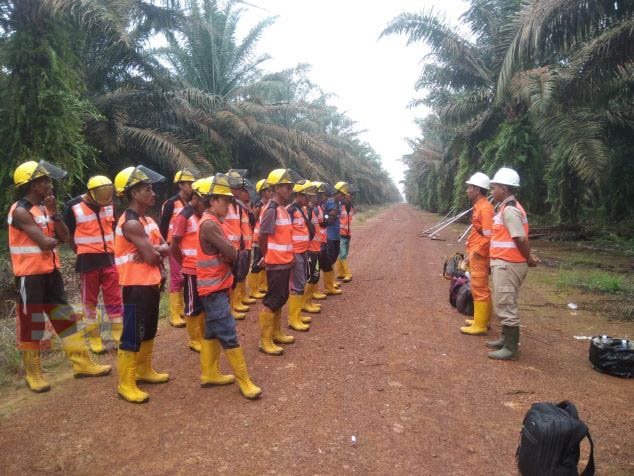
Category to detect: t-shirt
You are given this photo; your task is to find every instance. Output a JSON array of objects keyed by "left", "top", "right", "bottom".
[
  {"left": 259, "top": 200, "right": 292, "bottom": 270},
  {"left": 324, "top": 198, "right": 341, "bottom": 240},
  {"left": 63, "top": 195, "right": 115, "bottom": 273}
]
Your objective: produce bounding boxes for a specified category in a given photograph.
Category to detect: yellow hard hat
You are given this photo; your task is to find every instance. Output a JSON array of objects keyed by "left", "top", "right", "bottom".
[
  {"left": 196, "top": 174, "right": 235, "bottom": 199},
  {"left": 13, "top": 160, "right": 67, "bottom": 187},
  {"left": 335, "top": 181, "right": 351, "bottom": 196},
  {"left": 293, "top": 180, "right": 316, "bottom": 194},
  {"left": 173, "top": 168, "right": 198, "bottom": 183},
  {"left": 266, "top": 168, "right": 305, "bottom": 186},
  {"left": 192, "top": 177, "right": 211, "bottom": 197},
  {"left": 87, "top": 175, "right": 114, "bottom": 206},
  {"left": 256, "top": 179, "right": 270, "bottom": 193},
  {"left": 114, "top": 165, "right": 165, "bottom": 196}
]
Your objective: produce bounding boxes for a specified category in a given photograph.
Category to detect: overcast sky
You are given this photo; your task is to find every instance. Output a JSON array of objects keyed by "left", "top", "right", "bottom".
[{"left": 239, "top": 0, "right": 469, "bottom": 191}]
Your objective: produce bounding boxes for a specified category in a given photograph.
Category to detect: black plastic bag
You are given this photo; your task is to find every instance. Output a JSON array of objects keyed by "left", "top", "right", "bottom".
[
  {"left": 449, "top": 276, "right": 466, "bottom": 307},
  {"left": 456, "top": 282, "right": 474, "bottom": 316},
  {"left": 589, "top": 336, "right": 634, "bottom": 378},
  {"left": 517, "top": 400, "right": 595, "bottom": 476}
]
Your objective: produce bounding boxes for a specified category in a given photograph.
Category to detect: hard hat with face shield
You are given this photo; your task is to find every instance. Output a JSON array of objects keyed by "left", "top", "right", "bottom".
[
  {"left": 13, "top": 160, "right": 67, "bottom": 188},
  {"left": 114, "top": 165, "right": 166, "bottom": 197},
  {"left": 266, "top": 168, "right": 305, "bottom": 186},
  {"left": 173, "top": 168, "right": 199, "bottom": 183},
  {"left": 87, "top": 175, "right": 114, "bottom": 206}
]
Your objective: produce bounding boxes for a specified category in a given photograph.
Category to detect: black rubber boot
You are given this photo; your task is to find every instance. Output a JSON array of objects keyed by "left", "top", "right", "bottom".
[
  {"left": 488, "top": 326, "right": 519, "bottom": 360},
  {"left": 486, "top": 331, "right": 505, "bottom": 350}
]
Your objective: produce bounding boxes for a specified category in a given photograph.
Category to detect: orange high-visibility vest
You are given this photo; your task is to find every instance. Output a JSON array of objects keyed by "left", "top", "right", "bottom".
[
  {"left": 287, "top": 204, "right": 310, "bottom": 254},
  {"left": 307, "top": 205, "right": 322, "bottom": 252},
  {"left": 490, "top": 200, "right": 529, "bottom": 263},
  {"left": 317, "top": 205, "right": 327, "bottom": 242},
  {"left": 197, "top": 213, "right": 234, "bottom": 295},
  {"left": 71, "top": 200, "right": 115, "bottom": 254},
  {"left": 252, "top": 199, "right": 267, "bottom": 248},
  {"left": 241, "top": 205, "right": 253, "bottom": 250},
  {"left": 340, "top": 205, "right": 352, "bottom": 237},
  {"left": 8, "top": 201, "right": 61, "bottom": 276},
  {"left": 178, "top": 210, "right": 200, "bottom": 272},
  {"left": 264, "top": 204, "right": 293, "bottom": 265},
  {"left": 222, "top": 203, "right": 243, "bottom": 251},
  {"left": 466, "top": 196, "right": 494, "bottom": 258},
  {"left": 114, "top": 211, "right": 162, "bottom": 286},
  {"left": 162, "top": 196, "right": 185, "bottom": 243}
]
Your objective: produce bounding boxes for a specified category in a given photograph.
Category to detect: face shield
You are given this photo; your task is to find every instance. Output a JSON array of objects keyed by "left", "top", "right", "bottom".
[
  {"left": 33, "top": 161, "right": 68, "bottom": 182},
  {"left": 127, "top": 165, "right": 166, "bottom": 191},
  {"left": 89, "top": 185, "right": 114, "bottom": 206}
]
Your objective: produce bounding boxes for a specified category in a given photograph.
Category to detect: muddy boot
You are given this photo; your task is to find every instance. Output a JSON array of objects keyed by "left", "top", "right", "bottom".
[
  {"left": 488, "top": 326, "right": 519, "bottom": 360},
  {"left": 486, "top": 331, "right": 505, "bottom": 350}
]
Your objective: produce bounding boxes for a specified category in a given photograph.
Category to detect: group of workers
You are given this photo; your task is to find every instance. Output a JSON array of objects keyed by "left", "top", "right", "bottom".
[
  {"left": 458, "top": 167, "right": 538, "bottom": 360},
  {"left": 7, "top": 160, "right": 355, "bottom": 402}
]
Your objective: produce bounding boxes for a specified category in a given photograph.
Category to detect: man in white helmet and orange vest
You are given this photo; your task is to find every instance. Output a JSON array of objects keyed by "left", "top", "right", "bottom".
[
  {"left": 63, "top": 175, "right": 123, "bottom": 353},
  {"left": 459, "top": 172, "right": 494, "bottom": 335},
  {"left": 9, "top": 161, "right": 111, "bottom": 393},
  {"left": 485, "top": 167, "right": 539, "bottom": 360},
  {"left": 159, "top": 168, "right": 198, "bottom": 328}
]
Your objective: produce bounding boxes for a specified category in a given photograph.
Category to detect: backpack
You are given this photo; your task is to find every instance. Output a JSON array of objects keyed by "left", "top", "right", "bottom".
[
  {"left": 456, "top": 282, "right": 474, "bottom": 316},
  {"left": 449, "top": 276, "right": 467, "bottom": 307},
  {"left": 443, "top": 252, "right": 466, "bottom": 279},
  {"left": 517, "top": 401, "right": 595, "bottom": 476}
]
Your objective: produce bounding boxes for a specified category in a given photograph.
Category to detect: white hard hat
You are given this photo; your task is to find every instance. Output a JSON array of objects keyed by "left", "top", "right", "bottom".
[
  {"left": 491, "top": 167, "right": 520, "bottom": 187},
  {"left": 465, "top": 172, "right": 490, "bottom": 190}
]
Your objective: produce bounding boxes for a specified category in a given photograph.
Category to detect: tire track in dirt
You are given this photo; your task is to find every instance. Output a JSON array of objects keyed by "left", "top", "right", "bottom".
[{"left": 0, "top": 204, "right": 632, "bottom": 474}]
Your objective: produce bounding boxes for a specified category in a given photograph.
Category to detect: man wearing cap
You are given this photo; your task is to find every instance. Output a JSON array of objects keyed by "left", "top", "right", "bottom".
[
  {"left": 460, "top": 172, "right": 494, "bottom": 336},
  {"left": 486, "top": 168, "right": 539, "bottom": 360},
  {"left": 159, "top": 169, "right": 198, "bottom": 328},
  {"left": 63, "top": 176, "right": 123, "bottom": 353},
  {"left": 9, "top": 161, "right": 111, "bottom": 393}
]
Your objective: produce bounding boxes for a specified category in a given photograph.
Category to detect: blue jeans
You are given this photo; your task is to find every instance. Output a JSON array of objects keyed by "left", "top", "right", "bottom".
[
  {"left": 339, "top": 236, "right": 350, "bottom": 260},
  {"left": 200, "top": 290, "right": 239, "bottom": 349}
]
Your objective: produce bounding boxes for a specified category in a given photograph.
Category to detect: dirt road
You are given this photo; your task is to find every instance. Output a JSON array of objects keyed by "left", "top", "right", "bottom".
[{"left": 1, "top": 204, "right": 632, "bottom": 475}]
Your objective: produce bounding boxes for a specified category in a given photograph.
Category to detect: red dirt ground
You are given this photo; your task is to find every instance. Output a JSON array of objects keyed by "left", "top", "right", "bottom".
[{"left": 0, "top": 204, "right": 632, "bottom": 475}]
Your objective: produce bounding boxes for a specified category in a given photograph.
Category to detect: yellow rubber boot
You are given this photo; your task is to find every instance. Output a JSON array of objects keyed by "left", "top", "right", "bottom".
[
  {"left": 62, "top": 332, "right": 112, "bottom": 378},
  {"left": 240, "top": 281, "right": 256, "bottom": 305},
  {"left": 86, "top": 324, "right": 106, "bottom": 355},
  {"left": 200, "top": 339, "right": 235, "bottom": 386},
  {"left": 111, "top": 322, "right": 123, "bottom": 344},
  {"left": 312, "top": 277, "right": 327, "bottom": 300},
  {"left": 272, "top": 309, "right": 295, "bottom": 344},
  {"left": 341, "top": 259, "right": 352, "bottom": 282},
  {"left": 233, "top": 285, "right": 250, "bottom": 312},
  {"left": 21, "top": 350, "right": 51, "bottom": 393},
  {"left": 230, "top": 288, "right": 246, "bottom": 320},
  {"left": 117, "top": 350, "right": 149, "bottom": 403},
  {"left": 288, "top": 295, "right": 310, "bottom": 331},
  {"left": 136, "top": 339, "right": 169, "bottom": 383},
  {"left": 247, "top": 272, "right": 266, "bottom": 299},
  {"left": 324, "top": 271, "right": 342, "bottom": 295},
  {"left": 335, "top": 258, "right": 344, "bottom": 280},
  {"left": 460, "top": 301, "right": 491, "bottom": 335},
  {"left": 258, "top": 271, "right": 268, "bottom": 293},
  {"left": 302, "top": 283, "right": 322, "bottom": 313},
  {"left": 186, "top": 313, "right": 203, "bottom": 352},
  {"left": 168, "top": 292, "right": 186, "bottom": 328},
  {"left": 224, "top": 347, "right": 262, "bottom": 400},
  {"left": 258, "top": 310, "right": 284, "bottom": 355}
]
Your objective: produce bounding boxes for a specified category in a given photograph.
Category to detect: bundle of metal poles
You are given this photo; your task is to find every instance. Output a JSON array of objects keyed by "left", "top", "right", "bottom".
[{"left": 420, "top": 196, "right": 494, "bottom": 242}]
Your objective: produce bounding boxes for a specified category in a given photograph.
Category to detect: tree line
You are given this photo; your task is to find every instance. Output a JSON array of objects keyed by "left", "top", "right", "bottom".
[
  {"left": 383, "top": 0, "right": 634, "bottom": 229},
  {"left": 0, "top": 0, "right": 401, "bottom": 214}
]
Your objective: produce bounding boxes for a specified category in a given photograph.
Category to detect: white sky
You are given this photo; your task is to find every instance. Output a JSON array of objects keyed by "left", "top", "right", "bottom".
[{"left": 239, "top": 0, "right": 469, "bottom": 191}]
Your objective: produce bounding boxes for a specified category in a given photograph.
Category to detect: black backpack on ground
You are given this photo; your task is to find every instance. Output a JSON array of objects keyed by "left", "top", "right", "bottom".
[
  {"left": 517, "top": 400, "right": 595, "bottom": 476},
  {"left": 449, "top": 276, "right": 467, "bottom": 307},
  {"left": 456, "top": 282, "right": 474, "bottom": 316}
]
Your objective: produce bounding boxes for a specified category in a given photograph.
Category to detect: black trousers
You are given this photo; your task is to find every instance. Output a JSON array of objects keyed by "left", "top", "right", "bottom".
[
  {"left": 183, "top": 273, "right": 203, "bottom": 317},
  {"left": 231, "top": 249, "right": 250, "bottom": 288},
  {"left": 262, "top": 267, "right": 291, "bottom": 312},
  {"left": 120, "top": 284, "right": 160, "bottom": 352},
  {"left": 327, "top": 239, "right": 341, "bottom": 265},
  {"left": 251, "top": 246, "right": 264, "bottom": 273},
  {"left": 306, "top": 251, "right": 320, "bottom": 284},
  {"left": 319, "top": 243, "right": 332, "bottom": 272}
]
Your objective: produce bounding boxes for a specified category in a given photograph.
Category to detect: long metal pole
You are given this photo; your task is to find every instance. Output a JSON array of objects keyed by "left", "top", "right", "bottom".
[
  {"left": 427, "top": 207, "right": 473, "bottom": 239},
  {"left": 420, "top": 206, "right": 458, "bottom": 235},
  {"left": 456, "top": 196, "right": 496, "bottom": 243}
]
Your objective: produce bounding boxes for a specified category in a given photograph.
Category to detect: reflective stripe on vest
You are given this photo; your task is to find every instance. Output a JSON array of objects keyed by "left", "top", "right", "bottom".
[
  {"left": 114, "top": 213, "right": 162, "bottom": 285},
  {"left": 222, "top": 204, "right": 242, "bottom": 250},
  {"left": 179, "top": 213, "right": 199, "bottom": 270},
  {"left": 71, "top": 201, "right": 115, "bottom": 254},
  {"left": 317, "top": 206, "right": 327, "bottom": 241},
  {"left": 308, "top": 206, "right": 322, "bottom": 252},
  {"left": 197, "top": 213, "right": 234, "bottom": 295},
  {"left": 264, "top": 206, "right": 294, "bottom": 265},
  {"left": 490, "top": 201, "right": 529, "bottom": 263},
  {"left": 8, "top": 202, "right": 60, "bottom": 276},
  {"left": 288, "top": 207, "right": 310, "bottom": 254},
  {"left": 340, "top": 207, "right": 352, "bottom": 237},
  {"left": 163, "top": 197, "right": 184, "bottom": 242}
]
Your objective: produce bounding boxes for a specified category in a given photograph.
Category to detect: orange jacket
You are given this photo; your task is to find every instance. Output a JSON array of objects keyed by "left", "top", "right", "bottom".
[
  {"left": 71, "top": 200, "right": 115, "bottom": 255},
  {"left": 490, "top": 200, "right": 529, "bottom": 263},
  {"left": 196, "top": 213, "right": 233, "bottom": 295},
  {"left": 8, "top": 201, "right": 60, "bottom": 276},
  {"left": 307, "top": 206, "right": 322, "bottom": 252},
  {"left": 287, "top": 203, "right": 310, "bottom": 254},
  {"left": 114, "top": 211, "right": 162, "bottom": 286},
  {"left": 177, "top": 212, "right": 200, "bottom": 272},
  {"left": 466, "top": 196, "right": 494, "bottom": 258},
  {"left": 264, "top": 204, "right": 293, "bottom": 265},
  {"left": 340, "top": 205, "right": 352, "bottom": 237}
]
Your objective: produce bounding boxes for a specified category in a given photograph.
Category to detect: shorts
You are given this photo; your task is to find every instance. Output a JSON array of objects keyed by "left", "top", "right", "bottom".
[
  {"left": 263, "top": 267, "right": 291, "bottom": 312},
  {"left": 200, "top": 289, "right": 239, "bottom": 349},
  {"left": 15, "top": 269, "right": 80, "bottom": 348},
  {"left": 183, "top": 273, "right": 203, "bottom": 317},
  {"left": 120, "top": 284, "right": 161, "bottom": 352}
]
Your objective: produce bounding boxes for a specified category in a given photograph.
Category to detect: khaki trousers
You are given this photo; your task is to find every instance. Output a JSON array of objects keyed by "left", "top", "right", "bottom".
[{"left": 491, "top": 260, "right": 528, "bottom": 327}]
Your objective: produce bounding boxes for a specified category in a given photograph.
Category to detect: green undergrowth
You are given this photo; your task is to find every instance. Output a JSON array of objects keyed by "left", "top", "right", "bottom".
[{"left": 543, "top": 268, "right": 634, "bottom": 295}]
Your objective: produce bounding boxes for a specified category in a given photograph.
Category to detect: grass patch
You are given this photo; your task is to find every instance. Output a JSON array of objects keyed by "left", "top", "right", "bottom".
[
  {"left": 544, "top": 268, "right": 633, "bottom": 294},
  {"left": 354, "top": 205, "right": 388, "bottom": 224}
]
